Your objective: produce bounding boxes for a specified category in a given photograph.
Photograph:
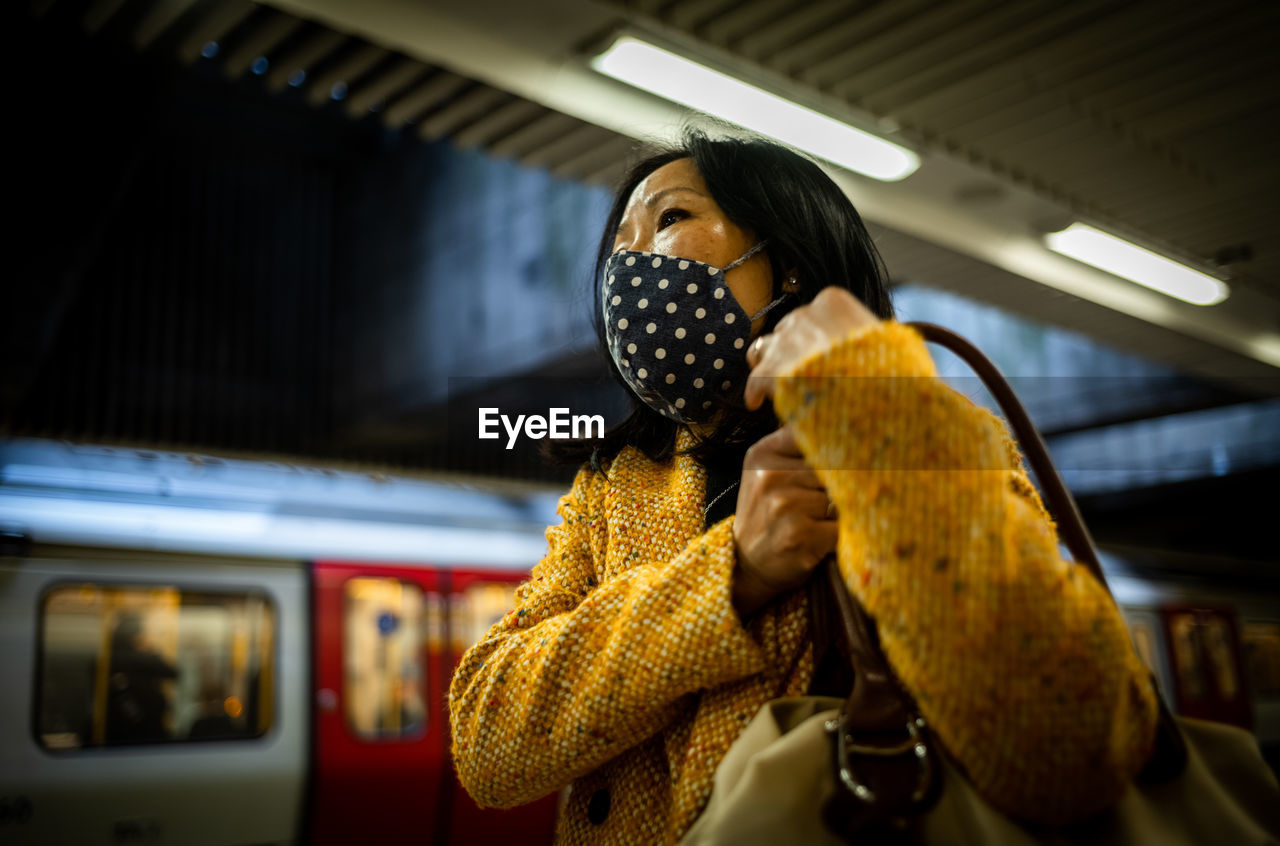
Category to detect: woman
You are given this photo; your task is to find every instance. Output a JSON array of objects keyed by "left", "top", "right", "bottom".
[{"left": 449, "top": 132, "right": 1158, "bottom": 844}]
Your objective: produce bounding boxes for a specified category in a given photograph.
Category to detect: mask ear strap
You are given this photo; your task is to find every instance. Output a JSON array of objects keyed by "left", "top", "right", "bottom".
[
  {"left": 749, "top": 293, "right": 791, "bottom": 322},
  {"left": 720, "top": 239, "right": 769, "bottom": 273}
]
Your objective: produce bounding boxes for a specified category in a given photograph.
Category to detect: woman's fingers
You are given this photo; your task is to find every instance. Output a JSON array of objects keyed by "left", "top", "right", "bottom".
[
  {"left": 743, "top": 426, "right": 825, "bottom": 489},
  {"left": 745, "top": 333, "right": 770, "bottom": 370},
  {"left": 808, "top": 517, "right": 839, "bottom": 553},
  {"left": 753, "top": 423, "right": 803, "bottom": 458},
  {"left": 790, "top": 488, "right": 836, "bottom": 520},
  {"left": 744, "top": 324, "right": 817, "bottom": 410},
  {"left": 743, "top": 286, "right": 881, "bottom": 410},
  {"left": 731, "top": 425, "right": 841, "bottom": 615},
  {"left": 743, "top": 466, "right": 826, "bottom": 495}
]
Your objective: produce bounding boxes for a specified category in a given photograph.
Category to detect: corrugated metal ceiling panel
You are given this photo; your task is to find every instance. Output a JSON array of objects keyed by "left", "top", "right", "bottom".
[
  {"left": 35, "top": 0, "right": 633, "bottom": 185},
  {"left": 616, "top": 0, "right": 1277, "bottom": 296}
]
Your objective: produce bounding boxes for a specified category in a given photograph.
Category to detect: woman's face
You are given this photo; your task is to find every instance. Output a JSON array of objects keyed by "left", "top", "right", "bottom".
[{"left": 612, "top": 158, "right": 775, "bottom": 334}]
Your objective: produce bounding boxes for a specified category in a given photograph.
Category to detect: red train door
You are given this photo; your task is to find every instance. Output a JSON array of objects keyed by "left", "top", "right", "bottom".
[
  {"left": 310, "top": 561, "right": 559, "bottom": 845},
  {"left": 311, "top": 562, "right": 452, "bottom": 845},
  {"left": 444, "top": 567, "right": 560, "bottom": 844}
]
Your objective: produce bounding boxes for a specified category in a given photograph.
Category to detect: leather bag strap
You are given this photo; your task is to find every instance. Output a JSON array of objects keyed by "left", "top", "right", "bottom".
[
  {"left": 906, "top": 322, "right": 1108, "bottom": 590},
  {"left": 903, "top": 323, "right": 1186, "bottom": 783},
  {"left": 813, "top": 321, "right": 1185, "bottom": 841}
]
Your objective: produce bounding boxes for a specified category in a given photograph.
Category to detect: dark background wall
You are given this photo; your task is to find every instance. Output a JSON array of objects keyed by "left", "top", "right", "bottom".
[{"left": 4, "top": 5, "right": 613, "bottom": 482}]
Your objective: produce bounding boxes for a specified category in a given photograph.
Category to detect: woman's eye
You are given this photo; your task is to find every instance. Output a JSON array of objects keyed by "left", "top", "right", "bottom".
[{"left": 657, "top": 208, "right": 688, "bottom": 231}]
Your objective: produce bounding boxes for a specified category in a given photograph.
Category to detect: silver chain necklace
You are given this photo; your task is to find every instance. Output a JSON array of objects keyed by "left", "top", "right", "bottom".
[{"left": 702, "top": 480, "right": 740, "bottom": 518}]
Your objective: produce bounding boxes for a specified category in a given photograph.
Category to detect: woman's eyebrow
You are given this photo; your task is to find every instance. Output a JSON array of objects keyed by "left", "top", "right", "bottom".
[{"left": 644, "top": 186, "right": 707, "bottom": 208}]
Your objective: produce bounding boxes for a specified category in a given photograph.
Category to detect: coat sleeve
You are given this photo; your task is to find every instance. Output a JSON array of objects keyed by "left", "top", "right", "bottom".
[
  {"left": 448, "top": 465, "right": 767, "bottom": 808},
  {"left": 772, "top": 321, "right": 1159, "bottom": 825}
]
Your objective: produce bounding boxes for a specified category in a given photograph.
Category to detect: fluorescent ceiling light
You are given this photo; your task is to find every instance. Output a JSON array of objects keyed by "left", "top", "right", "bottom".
[
  {"left": 591, "top": 36, "right": 920, "bottom": 182},
  {"left": 1045, "top": 223, "right": 1229, "bottom": 306}
]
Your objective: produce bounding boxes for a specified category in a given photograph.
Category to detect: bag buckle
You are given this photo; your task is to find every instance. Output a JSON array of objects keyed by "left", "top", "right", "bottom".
[{"left": 826, "top": 713, "right": 934, "bottom": 806}]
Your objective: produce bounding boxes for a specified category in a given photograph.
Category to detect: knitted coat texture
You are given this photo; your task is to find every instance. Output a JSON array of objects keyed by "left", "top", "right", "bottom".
[{"left": 449, "top": 322, "right": 1159, "bottom": 844}]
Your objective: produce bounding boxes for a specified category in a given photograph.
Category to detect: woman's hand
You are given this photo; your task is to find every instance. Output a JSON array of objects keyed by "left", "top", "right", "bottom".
[
  {"left": 731, "top": 287, "right": 878, "bottom": 616},
  {"left": 743, "top": 286, "right": 880, "bottom": 411},
  {"left": 731, "top": 426, "right": 838, "bottom": 617}
]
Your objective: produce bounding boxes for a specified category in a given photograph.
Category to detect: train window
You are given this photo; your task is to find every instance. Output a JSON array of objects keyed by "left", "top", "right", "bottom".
[
  {"left": 1201, "top": 617, "right": 1241, "bottom": 701},
  {"left": 1120, "top": 609, "right": 1170, "bottom": 697},
  {"left": 343, "top": 578, "right": 427, "bottom": 739},
  {"left": 1169, "top": 612, "right": 1207, "bottom": 703},
  {"left": 1130, "top": 624, "right": 1158, "bottom": 676},
  {"left": 37, "top": 584, "right": 276, "bottom": 749},
  {"left": 455, "top": 582, "right": 518, "bottom": 652},
  {"left": 1243, "top": 622, "right": 1280, "bottom": 696}
]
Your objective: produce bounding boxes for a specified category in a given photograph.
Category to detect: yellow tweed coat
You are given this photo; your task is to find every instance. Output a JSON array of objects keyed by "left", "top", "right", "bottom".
[{"left": 449, "top": 322, "right": 1158, "bottom": 844}]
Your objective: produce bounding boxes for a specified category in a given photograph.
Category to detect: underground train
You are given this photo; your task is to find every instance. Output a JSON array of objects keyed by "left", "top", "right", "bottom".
[{"left": 1, "top": 437, "right": 1277, "bottom": 845}]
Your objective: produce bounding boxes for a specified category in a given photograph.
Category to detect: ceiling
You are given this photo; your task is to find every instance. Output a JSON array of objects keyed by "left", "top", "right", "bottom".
[{"left": 33, "top": 0, "right": 1280, "bottom": 389}]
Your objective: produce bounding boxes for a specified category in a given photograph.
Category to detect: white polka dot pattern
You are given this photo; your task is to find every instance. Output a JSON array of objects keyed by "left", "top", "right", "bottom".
[{"left": 601, "top": 249, "right": 756, "bottom": 423}]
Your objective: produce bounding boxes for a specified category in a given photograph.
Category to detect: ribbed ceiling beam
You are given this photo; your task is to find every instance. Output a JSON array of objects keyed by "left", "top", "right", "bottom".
[
  {"left": 845, "top": 2, "right": 1085, "bottom": 108},
  {"left": 82, "top": 0, "right": 129, "bottom": 35},
  {"left": 629, "top": 0, "right": 671, "bottom": 15},
  {"left": 452, "top": 98, "right": 549, "bottom": 150},
  {"left": 134, "top": 0, "right": 199, "bottom": 48},
  {"left": 520, "top": 122, "right": 614, "bottom": 170},
  {"left": 382, "top": 71, "right": 469, "bottom": 129},
  {"left": 770, "top": 0, "right": 927, "bottom": 74},
  {"left": 797, "top": 0, "right": 955, "bottom": 92},
  {"left": 264, "top": 27, "right": 345, "bottom": 91},
  {"left": 553, "top": 133, "right": 636, "bottom": 183},
  {"left": 306, "top": 42, "right": 387, "bottom": 106},
  {"left": 699, "top": 0, "right": 799, "bottom": 48},
  {"left": 345, "top": 56, "right": 429, "bottom": 118},
  {"left": 664, "top": 0, "right": 739, "bottom": 32},
  {"left": 177, "top": 1, "right": 255, "bottom": 65},
  {"left": 223, "top": 12, "right": 302, "bottom": 79},
  {"left": 734, "top": 0, "right": 859, "bottom": 63},
  {"left": 486, "top": 111, "right": 582, "bottom": 160},
  {"left": 417, "top": 86, "right": 509, "bottom": 141}
]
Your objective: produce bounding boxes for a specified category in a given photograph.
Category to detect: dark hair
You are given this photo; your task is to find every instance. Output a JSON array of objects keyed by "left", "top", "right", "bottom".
[{"left": 548, "top": 130, "right": 893, "bottom": 474}]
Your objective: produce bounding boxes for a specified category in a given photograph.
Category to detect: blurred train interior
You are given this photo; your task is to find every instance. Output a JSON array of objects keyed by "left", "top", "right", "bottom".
[{"left": 1, "top": 439, "right": 562, "bottom": 844}]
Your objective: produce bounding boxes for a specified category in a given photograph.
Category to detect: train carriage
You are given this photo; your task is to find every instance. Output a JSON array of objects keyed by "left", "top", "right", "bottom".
[{"left": 0, "top": 439, "right": 560, "bottom": 845}]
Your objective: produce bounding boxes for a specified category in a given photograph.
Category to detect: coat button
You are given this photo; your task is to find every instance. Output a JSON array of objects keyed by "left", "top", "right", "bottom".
[{"left": 587, "top": 788, "right": 611, "bottom": 825}]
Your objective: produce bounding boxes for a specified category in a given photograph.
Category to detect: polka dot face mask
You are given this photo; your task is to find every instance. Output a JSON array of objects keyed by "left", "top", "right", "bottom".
[{"left": 602, "top": 241, "right": 785, "bottom": 423}]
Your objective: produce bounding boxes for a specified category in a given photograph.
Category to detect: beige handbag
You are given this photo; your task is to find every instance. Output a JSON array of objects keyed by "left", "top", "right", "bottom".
[{"left": 682, "top": 323, "right": 1280, "bottom": 845}]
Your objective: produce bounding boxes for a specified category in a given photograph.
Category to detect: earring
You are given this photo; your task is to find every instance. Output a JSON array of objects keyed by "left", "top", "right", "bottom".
[{"left": 784, "top": 275, "right": 799, "bottom": 292}]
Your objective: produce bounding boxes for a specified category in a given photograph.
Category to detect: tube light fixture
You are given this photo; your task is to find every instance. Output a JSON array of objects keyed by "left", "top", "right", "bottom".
[
  {"left": 1045, "top": 223, "right": 1229, "bottom": 306},
  {"left": 591, "top": 35, "right": 920, "bottom": 182}
]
